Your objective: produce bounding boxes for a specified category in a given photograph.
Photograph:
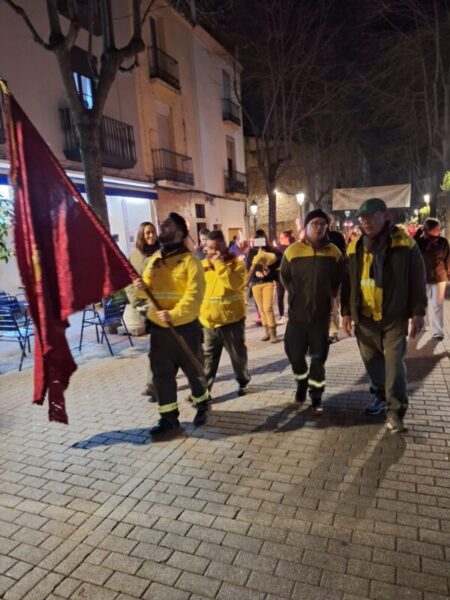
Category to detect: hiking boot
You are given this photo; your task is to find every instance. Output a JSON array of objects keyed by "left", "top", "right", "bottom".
[
  {"left": 311, "top": 395, "right": 323, "bottom": 415},
  {"left": 364, "top": 397, "right": 387, "bottom": 416},
  {"left": 141, "top": 385, "right": 154, "bottom": 396},
  {"left": 385, "top": 414, "right": 407, "bottom": 434},
  {"left": 261, "top": 327, "right": 270, "bottom": 341},
  {"left": 150, "top": 418, "right": 180, "bottom": 436},
  {"left": 237, "top": 384, "right": 249, "bottom": 396},
  {"left": 295, "top": 383, "right": 307, "bottom": 404},
  {"left": 269, "top": 327, "right": 278, "bottom": 343},
  {"left": 193, "top": 402, "right": 209, "bottom": 427}
]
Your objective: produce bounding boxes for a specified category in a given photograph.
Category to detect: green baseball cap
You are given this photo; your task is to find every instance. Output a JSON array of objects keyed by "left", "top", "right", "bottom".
[{"left": 355, "top": 198, "right": 387, "bottom": 218}]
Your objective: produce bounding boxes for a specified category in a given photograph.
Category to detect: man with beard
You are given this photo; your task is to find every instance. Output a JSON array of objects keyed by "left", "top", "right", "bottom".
[
  {"left": 281, "top": 209, "right": 345, "bottom": 415},
  {"left": 341, "top": 198, "right": 427, "bottom": 433},
  {"left": 138, "top": 213, "right": 209, "bottom": 435}
]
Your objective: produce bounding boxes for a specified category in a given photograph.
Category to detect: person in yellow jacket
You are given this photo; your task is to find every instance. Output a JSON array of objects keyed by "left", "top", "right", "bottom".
[
  {"left": 200, "top": 230, "right": 250, "bottom": 396},
  {"left": 138, "top": 212, "right": 209, "bottom": 436}
]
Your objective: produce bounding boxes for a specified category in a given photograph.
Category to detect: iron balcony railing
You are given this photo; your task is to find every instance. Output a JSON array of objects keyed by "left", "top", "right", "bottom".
[
  {"left": 224, "top": 169, "right": 247, "bottom": 195},
  {"left": 149, "top": 46, "right": 180, "bottom": 90},
  {"left": 59, "top": 108, "right": 137, "bottom": 170},
  {"left": 222, "top": 98, "right": 241, "bottom": 126},
  {"left": 0, "top": 108, "right": 5, "bottom": 144},
  {"left": 152, "top": 148, "right": 194, "bottom": 185}
]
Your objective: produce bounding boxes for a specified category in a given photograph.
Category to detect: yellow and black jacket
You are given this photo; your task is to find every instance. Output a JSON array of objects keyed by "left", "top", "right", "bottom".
[
  {"left": 141, "top": 245, "right": 205, "bottom": 328},
  {"left": 280, "top": 239, "right": 344, "bottom": 322},
  {"left": 341, "top": 227, "right": 427, "bottom": 324},
  {"left": 200, "top": 257, "right": 246, "bottom": 328}
]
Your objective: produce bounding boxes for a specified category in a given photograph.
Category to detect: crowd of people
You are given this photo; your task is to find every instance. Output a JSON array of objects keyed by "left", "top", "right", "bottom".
[{"left": 126, "top": 198, "right": 449, "bottom": 437}]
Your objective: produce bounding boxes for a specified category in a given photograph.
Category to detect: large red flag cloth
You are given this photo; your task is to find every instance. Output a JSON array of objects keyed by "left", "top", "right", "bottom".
[{"left": 3, "top": 89, "right": 138, "bottom": 424}]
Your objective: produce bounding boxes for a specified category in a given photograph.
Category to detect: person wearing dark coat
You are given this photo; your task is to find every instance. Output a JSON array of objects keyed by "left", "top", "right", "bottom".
[{"left": 415, "top": 218, "right": 450, "bottom": 340}]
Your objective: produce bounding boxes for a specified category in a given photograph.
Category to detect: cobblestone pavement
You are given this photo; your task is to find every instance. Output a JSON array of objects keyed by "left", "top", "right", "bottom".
[{"left": 0, "top": 305, "right": 450, "bottom": 600}]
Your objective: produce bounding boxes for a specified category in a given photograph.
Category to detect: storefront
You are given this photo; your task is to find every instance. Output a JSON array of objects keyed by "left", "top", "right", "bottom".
[{"left": 0, "top": 162, "right": 158, "bottom": 293}]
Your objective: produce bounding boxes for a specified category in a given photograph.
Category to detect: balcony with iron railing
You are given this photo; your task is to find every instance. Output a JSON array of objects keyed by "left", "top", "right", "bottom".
[
  {"left": 149, "top": 46, "right": 180, "bottom": 91},
  {"left": 59, "top": 108, "right": 137, "bottom": 170},
  {"left": 152, "top": 148, "right": 194, "bottom": 185},
  {"left": 222, "top": 98, "right": 241, "bottom": 126},
  {"left": 0, "top": 108, "right": 5, "bottom": 145},
  {"left": 224, "top": 169, "right": 247, "bottom": 195}
]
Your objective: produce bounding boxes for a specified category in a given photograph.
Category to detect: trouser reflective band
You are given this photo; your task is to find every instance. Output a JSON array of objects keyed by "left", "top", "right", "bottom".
[
  {"left": 191, "top": 391, "right": 209, "bottom": 404},
  {"left": 309, "top": 378, "right": 325, "bottom": 388},
  {"left": 294, "top": 371, "right": 309, "bottom": 381},
  {"left": 159, "top": 402, "right": 178, "bottom": 414}
]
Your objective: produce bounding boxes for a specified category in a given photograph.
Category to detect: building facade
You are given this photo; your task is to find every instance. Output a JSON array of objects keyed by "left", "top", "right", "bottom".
[
  {"left": 0, "top": 0, "right": 248, "bottom": 293},
  {"left": 135, "top": 1, "right": 248, "bottom": 243}
]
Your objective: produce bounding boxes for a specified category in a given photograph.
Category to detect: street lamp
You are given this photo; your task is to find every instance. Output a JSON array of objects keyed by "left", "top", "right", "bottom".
[
  {"left": 296, "top": 192, "right": 305, "bottom": 227},
  {"left": 250, "top": 200, "right": 258, "bottom": 234},
  {"left": 424, "top": 193, "right": 430, "bottom": 205}
]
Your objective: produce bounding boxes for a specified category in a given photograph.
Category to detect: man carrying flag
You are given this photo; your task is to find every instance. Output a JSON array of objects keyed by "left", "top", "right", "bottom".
[
  {"left": 1, "top": 83, "right": 136, "bottom": 423},
  {"left": 138, "top": 212, "right": 209, "bottom": 435}
]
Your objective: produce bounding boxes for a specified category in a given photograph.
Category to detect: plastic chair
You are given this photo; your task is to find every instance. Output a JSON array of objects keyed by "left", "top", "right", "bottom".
[
  {"left": 78, "top": 297, "right": 133, "bottom": 356},
  {"left": 0, "top": 305, "right": 34, "bottom": 370}
]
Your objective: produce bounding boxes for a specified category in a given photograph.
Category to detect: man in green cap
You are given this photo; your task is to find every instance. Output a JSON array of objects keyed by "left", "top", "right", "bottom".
[{"left": 341, "top": 198, "right": 427, "bottom": 433}]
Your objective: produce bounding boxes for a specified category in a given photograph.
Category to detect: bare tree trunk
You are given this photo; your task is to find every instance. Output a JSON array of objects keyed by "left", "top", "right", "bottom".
[
  {"left": 267, "top": 187, "right": 277, "bottom": 242},
  {"left": 77, "top": 120, "right": 109, "bottom": 229}
]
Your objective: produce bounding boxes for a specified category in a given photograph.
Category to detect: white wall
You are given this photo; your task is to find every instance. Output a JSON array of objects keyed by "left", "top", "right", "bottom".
[{"left": 0, "top": 0, "right": 147, "bottom": 180}]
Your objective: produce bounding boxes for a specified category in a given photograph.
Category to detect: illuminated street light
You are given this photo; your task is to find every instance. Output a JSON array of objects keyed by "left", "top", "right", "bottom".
[
  {"left": 424, "top": 194, "right": 430, "bottom": 205},
  {"left": 414, "top": 209, "right": 419, "bottom": 216},
  {"left": 296, "top": 192, "right": 305, "bottom": 228},
  {"left": 296, "top": 192, "right": 305, "bottom": 206}
]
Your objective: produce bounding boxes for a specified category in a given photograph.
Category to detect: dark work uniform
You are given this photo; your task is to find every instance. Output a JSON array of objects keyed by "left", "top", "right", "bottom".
[{"left": 280, "top": 239, "right": 345, "bottom": 405}]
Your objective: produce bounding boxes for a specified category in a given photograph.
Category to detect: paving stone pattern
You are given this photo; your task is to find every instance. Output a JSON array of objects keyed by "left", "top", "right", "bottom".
[{"left": 0, "top": 306, "right": 450, "bottom": 599}]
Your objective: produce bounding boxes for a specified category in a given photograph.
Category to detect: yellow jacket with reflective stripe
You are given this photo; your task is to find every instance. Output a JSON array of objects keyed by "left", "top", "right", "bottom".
[
  {"left": 200, "top": 257, "right": 246, "bottom": 328},
  {"left": 141, "top": 249, "right": 205, "bottom": 328}
]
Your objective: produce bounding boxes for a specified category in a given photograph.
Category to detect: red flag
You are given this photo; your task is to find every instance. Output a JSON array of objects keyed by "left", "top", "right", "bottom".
[{"left": 3, "top": 88, "right": 138, "bottom": 424}]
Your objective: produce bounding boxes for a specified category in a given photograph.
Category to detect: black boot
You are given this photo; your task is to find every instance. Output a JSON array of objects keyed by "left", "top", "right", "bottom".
[
  {"left": 295, "top": 381, "right": 307, "bottom": 404},
  {"left": 310, "top": 392, "right": 324, "bottom": 415},
  {"left": 193, "top": 402, "right": 209, "bottom": 427},
  {"left": 150, "top": 416, "right": 180, "bottom": 436}
]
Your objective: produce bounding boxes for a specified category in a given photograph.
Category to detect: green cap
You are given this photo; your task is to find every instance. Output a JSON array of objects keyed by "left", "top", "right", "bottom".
[{"left": 355, "top": 198, "right": 387, "bottom": 218}]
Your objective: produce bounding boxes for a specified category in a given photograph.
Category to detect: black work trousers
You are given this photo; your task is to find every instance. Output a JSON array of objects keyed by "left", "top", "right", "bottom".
[
  {"left": 284, "top": 317, "right": 329, "bottom": 404},
  {"left": 355, "top": 317, "right": 409, "bottom": 418},
  {"left": 149, "top": 320, "right": 208, "bottom": 420},
  {"left": 203, "top": 319, "right": 250, "bottom": 391}
]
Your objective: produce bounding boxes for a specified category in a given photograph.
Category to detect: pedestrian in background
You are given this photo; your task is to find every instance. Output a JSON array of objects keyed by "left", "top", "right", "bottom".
[
  {"left": 125, "top": 222, "right": 160, "bottom": 399},
  {"left": 328, "top": 220, "right": 346, "bottom": 343},
  {"left": 415, "top": 218, "right": 449, "bottom": 340},
  {"left": 200, "top": 230, "right": 250, "bottom": 396},
  {"left": 281, "top": 209, "right": 345, "bottom": 414},
  {"left": 342, "top": 198, "right": 427, "bottom": 433},
  {"left": 138, "top": 213, "right": 209, "bottom": 435},
  {"left": 276, "top": 230, "right": 295, "bottom": 326},
  {"left": 194, "top": 227, "right": 210, "bottom": 260},
  {"left": 246, "top": 229, "right": 281, "bottom": 343}
]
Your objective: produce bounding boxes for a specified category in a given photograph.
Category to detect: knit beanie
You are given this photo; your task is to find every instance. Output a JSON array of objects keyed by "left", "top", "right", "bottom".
[
  {"left": 169, "top": 212, "right": 189, "bottom": 239},
  {"left": 304, "top": 209, "right": 330, "bottom": 228}
]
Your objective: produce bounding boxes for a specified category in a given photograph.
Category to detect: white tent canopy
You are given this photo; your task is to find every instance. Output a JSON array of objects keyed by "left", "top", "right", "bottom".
[{"left": 332, "top": 184, "right": 411, "bottom": 211}]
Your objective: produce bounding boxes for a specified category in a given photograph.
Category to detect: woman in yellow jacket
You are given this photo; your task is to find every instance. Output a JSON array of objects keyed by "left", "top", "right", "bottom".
[{"left": 200, "top": 230, "right": 250, "bottom": 396}]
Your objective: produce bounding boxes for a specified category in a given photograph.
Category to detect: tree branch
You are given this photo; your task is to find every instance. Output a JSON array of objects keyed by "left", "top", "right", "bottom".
[{"left": 4, "top": 0, "right": 51, "bottom": 49}]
